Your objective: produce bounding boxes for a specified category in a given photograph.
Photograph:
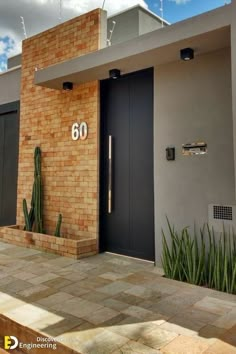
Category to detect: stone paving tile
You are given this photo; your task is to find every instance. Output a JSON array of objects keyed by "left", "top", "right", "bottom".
[
  {"left": 101, "top": 313, "right": 128, "bottom": 327},
  {"left": 80, "top": 306, "right": 119, "bottom": 325},
  {"left": 165, "top": 291, "right": 205, "bottom": 307},
  {"left": 0, "top": 241, "right": 235, "bottom": 354},
  {"left": 0, "top": 247, "right": 40, "bottom": 258},
  {"left": 99, "top": 272, "right": 133, "bottom": 281},
  {"left": 112, "top": 340, "right": 161, "bottom": 354},
  {"left": 0, "top": 279, "right": 32, "bottom": 294},
  {"left": 81, "top": 252, "right": 113, "bottom": 264},
  {"left": 145, "top": 281, "right": 181, "bottom": 295},
  {"left": 107, "top": 258, "right": 133, "bottom": 266},
  {"left": 65, "top": 262, "right": 97, "bottom": 272},
  {"left": 209, "top": 290, "right": 236, "bottom": 303},
  {"left": 121, "top": 305, "right": 155, "bottom": 320},
  {"left": 97, "top": 281, "right": 132, "bottom": 295},
  {"left": 195, "top": 325, "right": 227, "bottom": 345},
  {"left": 56, "top": 326, "right": 105, "bottom": 352},
  {"left": 138, "top": 326, "right": 178, "bottom": 350},
  {"left": 124, "top": 285, "right": 159, "bottom": 299},
  {"left": 0, "top": 272, "right": 8, "bottom": 280},
  {"left": 0, "top": 292, "right": 25, "bottom": 313},
  {"left": 59, "top": 282, "right": 90, "bottom": 297},
  {"left": 25, "top": 264, "right": 56, "bottom": 276},
  {"left": 171, "top": 307, "right": 219, "bottom": 326},
  {"left": 77, "top": 277, "right": 111, "bottom": 290},
  {"left": 28, "top": 273, "right": 59, "bottom": 285},
  {"left": 160, "top": 317, "right": 205, "bottom": 337},
  {"left": 86, "top": 267, "right": 117, "bottom": 277},
  {"left": 35, "top": 292, "right": 75, "bottom": 308},
  {"left": 108, "top": 317, "right": 162, "bottom": 341},
  {"left": 4, "top": 303, "right": 56, "bottom": 326},
  {"left": 44, "top": 257, "right": 78, "bottom": 267},
  {"left": 143, "top": 299, "right": 186, "bottom": 317},
  {"left": 51, "top": 297, "right": 103, "bottom": 318},
  {"left": 101, "top": 298, "right": 130, "bottom": 311},
  {"left": 43, "top": 277, "right": 73, "bottom": 289},
  {"left": 12, "top": 271, "right": 37, "bottom": 281},
  {"left": 54, "top": 268, "right": 88, "bottom": 281},
  {"left": 29, "top": 311, "right": 84, "bottom": 337},
  {"left": 219, "top": 325, "right": 236, "bottom": 347},
  {"left": 80, "top": 291, "right": 110, "bottom": 303},
  {"left": 204, "top": 339, "right": 236, "bottom": 354},
  {"left": 0, "top": 242, "right": 15, "bottom": 250},
  {"left": 23, "top": 253, "right": 59, "bottom": 262},
  {"left": 161, "top": 335, "right": 209, "bottom": 353},
  {"left": 0, "top": 275, "right": 16, "bottom": 287},
  {"left": 193, "top": 296, "right": 236, "bottom": 315},
  {"left": 212, "top": 308, "right": 236, "bottom": 329},
  {"left": 78, "top": 328, "right": 129, "bottom": 354},
  {"left": 17, "top": 284, "right": 57, "bottom": 302},
  {"left": 122, "top": 272, "right": 158, "bottom": 285},
  {"left": 113, "top": 293, "right": 144, "bottom": 306}
]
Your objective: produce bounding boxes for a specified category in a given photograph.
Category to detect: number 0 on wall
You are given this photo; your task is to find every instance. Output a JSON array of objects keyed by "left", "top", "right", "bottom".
[{"left": 72, "top": 122, "right": 88, "bottom": 141}]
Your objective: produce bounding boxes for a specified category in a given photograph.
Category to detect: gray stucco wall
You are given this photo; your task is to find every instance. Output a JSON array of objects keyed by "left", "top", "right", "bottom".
[
  {"left": 107, "top": 7, "right": 165, "bottom": 46},
  {"left": 8, "top": 54, "right": 22, "bottom": 69},
  {"left": 154, "top": 48, "right": 234, "bottom": 264},
  {"left": 107, "top": 9, "right": 139, "bottom": 46},
  {"left": 231, "top": 0, "right": 236, "bottom": 198},
  {"left": 0, "top": 68, "right": 21, "bottom": 105},
  {"left": 138, "top": 9, "right": 165, "bottom": 35}
]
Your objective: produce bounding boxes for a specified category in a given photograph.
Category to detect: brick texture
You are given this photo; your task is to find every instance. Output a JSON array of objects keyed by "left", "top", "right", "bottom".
[
  {"left": 0, "top": 226, "right": 97, "bottom": 259},
  {"left": 17, "top": 9, "right": 103, "bottom": 245}
]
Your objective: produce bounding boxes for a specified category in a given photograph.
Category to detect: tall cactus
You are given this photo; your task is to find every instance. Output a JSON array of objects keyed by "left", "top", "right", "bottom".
[
  {"left": 34, "top": 147, "right": 43, "bottom": 233},
  {"left": 23, "top": 146, "right": 62, "bottom": 236},
  {"left": 54, "top": 214, "right": 62, "bottom": 237},
  {"left": 23, "top": 147, "right": 43, "bottom": 233},
  {"left": 23, "top": 199, "right": 31, "bottom": 231}
]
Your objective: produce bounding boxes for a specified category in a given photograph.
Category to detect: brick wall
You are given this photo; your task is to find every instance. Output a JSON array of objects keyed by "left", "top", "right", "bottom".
[{"left": 17, "top": 9, "right": 103, "bottom": 242}]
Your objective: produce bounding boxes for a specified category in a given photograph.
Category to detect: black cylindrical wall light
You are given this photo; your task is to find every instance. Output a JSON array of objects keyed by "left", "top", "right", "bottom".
[
  {"left": 63, "top": 81, "right": 73, "bottom": 91},
  {"left": 180, "top": 48, "right": 194, "bottom": 61},
  {"left": 109, "top": 69, "right": 121, "bottom": 79}
]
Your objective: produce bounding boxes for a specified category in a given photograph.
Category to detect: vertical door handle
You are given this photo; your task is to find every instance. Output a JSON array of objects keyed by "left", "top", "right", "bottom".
[{"left": 108, "top": 135, "right": 112, "bottom": 214}]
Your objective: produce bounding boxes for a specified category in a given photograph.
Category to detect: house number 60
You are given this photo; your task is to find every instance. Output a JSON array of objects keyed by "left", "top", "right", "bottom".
[{"left": 71, "top": 122, "right": 88, "bottom": 141}]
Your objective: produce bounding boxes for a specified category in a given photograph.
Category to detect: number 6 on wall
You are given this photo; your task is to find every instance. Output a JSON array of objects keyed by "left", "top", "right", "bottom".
[{"left": 72, "top": 122, "right": 88, "bottom": 141}]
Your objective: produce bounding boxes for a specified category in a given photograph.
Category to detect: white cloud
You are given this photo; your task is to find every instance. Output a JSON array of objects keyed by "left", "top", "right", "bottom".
[
  {"left": 169, "top": 0, "right": 191, "bottom": 4},
  {"left": 0, "top": 0, "right": 148, "bottom": 71},
  {"left": 0, "top": 41, "right": 7, "bottom": 55}
]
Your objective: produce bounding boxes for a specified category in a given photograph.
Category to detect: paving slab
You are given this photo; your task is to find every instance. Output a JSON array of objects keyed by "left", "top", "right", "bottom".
[
  {"left": 161, "top": 335, "right": 209, "bottom": 353},
  {"left": 0, "top": 240, "right": 235, "bottom": 354}
]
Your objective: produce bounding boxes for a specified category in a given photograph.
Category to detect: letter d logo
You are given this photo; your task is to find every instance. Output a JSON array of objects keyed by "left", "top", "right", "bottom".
[{"left": 4, "top": 336, "right": 18, "bottom": 349}]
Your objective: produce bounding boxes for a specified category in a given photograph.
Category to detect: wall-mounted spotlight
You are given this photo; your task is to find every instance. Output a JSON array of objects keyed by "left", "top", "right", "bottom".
[
  {"left": 180, "top": 48, "right": 194, "bottom": 61},
  {"left": 63, "top": 81, "right": 73, "bottom": 91},
  {"left": 109, "top": 69, "right": 120, "bottom": 79}
]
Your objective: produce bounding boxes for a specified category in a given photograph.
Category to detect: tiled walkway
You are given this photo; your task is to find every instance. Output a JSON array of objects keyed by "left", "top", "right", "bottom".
[{"left": 0, "top": 241, "right": 235, "bottom": 354}]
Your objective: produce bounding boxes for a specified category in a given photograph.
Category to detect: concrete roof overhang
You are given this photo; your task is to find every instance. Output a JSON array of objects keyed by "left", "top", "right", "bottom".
[{"left": 34, "top": 5, "right": 231, "bottom": 90}]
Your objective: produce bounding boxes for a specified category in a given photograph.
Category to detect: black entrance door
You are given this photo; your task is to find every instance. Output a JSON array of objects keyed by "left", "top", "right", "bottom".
[
  {"left": 0, "top": 101, "right": 20, "bottom": 226},
  {"left": 100, "top": 68, "right": 154, "bottom": 261}
]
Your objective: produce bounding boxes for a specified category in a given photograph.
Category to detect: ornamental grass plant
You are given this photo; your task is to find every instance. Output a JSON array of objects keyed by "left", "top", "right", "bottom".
[{"left": 162, "top": 218, "right": 236, "bottom": 294}]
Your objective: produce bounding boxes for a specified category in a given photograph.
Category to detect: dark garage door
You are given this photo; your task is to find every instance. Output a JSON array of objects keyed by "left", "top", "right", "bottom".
[{"left": 0, "top": 101, "right": 19, "bottom": 226}]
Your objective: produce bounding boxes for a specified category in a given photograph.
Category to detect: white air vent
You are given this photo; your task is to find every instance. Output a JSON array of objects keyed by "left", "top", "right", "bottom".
[{"left": 208, "top": 204, "right": 236, "bottom": 232}]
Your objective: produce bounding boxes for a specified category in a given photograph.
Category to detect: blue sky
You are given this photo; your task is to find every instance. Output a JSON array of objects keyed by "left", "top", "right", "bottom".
[
  {"left": 0, "top": 0, "right": 231, "bottom": 72},
  {"left": 149, "top": 0, "right": 230, "bottom": 23}
]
